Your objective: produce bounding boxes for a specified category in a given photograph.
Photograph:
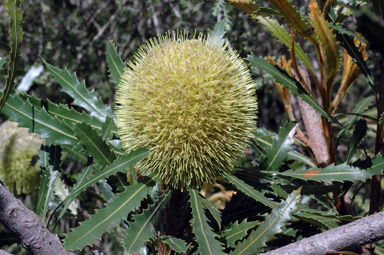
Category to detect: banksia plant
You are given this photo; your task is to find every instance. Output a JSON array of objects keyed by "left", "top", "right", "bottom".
[
  {"left": 0, "top": 121, "right": 43, "bottom": 193},
  {"left": 116, "top": 31, "right": 258, "bottom": 190}
]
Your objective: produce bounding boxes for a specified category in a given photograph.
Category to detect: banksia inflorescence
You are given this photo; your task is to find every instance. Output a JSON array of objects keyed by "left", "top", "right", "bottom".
[
  {"left": 116, "top": 31, "right": 257, "bottom": 190},
  {"left": 0, "top": 121, "right": 43, "bottom": 193}
]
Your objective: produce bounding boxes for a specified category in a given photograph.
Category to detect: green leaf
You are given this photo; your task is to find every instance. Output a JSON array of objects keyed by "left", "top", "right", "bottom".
[
  {"left": 44, "top": 61, "right": 111, "bottom": 122},
  {"left": 161, "top": 235, "right": 189, "bottom": 253},
  {"left": 256, "top": 15, "right": 315, "bottom": 75},
  {"left": 73, "top": 122, "right": 115, "bottom": 167},
  {"left": 123, "top": 190, "right": 172, "bottom": 253},
  {"left": 247, "top": 54, "right": 348, "bottom": 133},
  {"left": 58, "top": 164, "right": 95, "bottom": 219},
  {"left": 60, "top": 148, "right": 149, "bottom": 216},
  {"left": 229, "top": 188, "right": 301, "bottom": 254},
  {"left": 106, "top": 40, "right": 125, "bottom": 85},
  {"left": 189, "top": 188, "right": 226, "bottom": 255},
  {"left": 268, "top": 0, "right": 315, "bottom": 41},
  {"left": 64, "top": 173, "right": 159, "bottom": 251},
  {"left": 54, "top": 178, "right": 78, "bottom": 216},
  {"left": 294, "top": 209, "right": 339, "bottom": 229},
  {"left": 254, "top": 128, "right": 315, "bottom": 167},
  {"left": 224, "top": 173, "right": 278, "bottom": 208},
  {"left": 36, "top": 168, "right": 59, "bottom": 223},
  {"left": 337, "top": 32, "right": 374, "bottom": 86},
  {"left": 38, "top": 139, "right": 51, "bottom": 169},
  {"left": 222, "top": 220, "right": 259, "bottom": 248},
  {"left": 1, "top": 93, "right": 78, "bottom": 145},
  {"left": 263, "top": 162, "right": 383, "bottom": 183},
  {"left": 262, "top": 122, "right": 296, "bottom": 171},
  {"left": 200, "top": 196, "right": 222, "bottom": 230},
  {"left": 0, "top": 0, "right": 23, "bottom": 111},
  {"left": 346, "top": 119, "right": 367, "bottom": 161},
  {"left": 309, "top": 1, "right": 340, "bottom": 84},
  {"left": 208, "top": 20, "right": 226, "bottom": 47},
  {"left": 100, "top": 116, "right": 115, "bottom": 141}
]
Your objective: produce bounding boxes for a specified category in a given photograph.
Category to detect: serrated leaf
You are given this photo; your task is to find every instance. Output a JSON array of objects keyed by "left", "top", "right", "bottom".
[
  {"left": 208, "top": 20, "right": 226, "bottom": 47},
  {"left": 58, "top": 164, "right": 95, "bottom": 219},
  {"left": 60, "top": 148, "right": 149, "bottom": 218},
  {"left": 161, "top": 235, "right": 189, "bottom": 253},
  {"left": 346, "top": 119, "right": 367, "bottom": 161},
  {"left": 263, "top": 162, "right": 383, "bottom": 183},
  {"left": 106, "top": 41, "right": 125, "bottom": 85},
  {"left": 73, "top": 122, "right": 115, "bottom": 167},
  {"left": 222, "top": 220, "right": 259, "bottom": 248},
  {"left": 21, "top": 93, "right": 119, "bottom": 136},
  {"left": 200, "top": 196, "right": 222, "bottom": 230},
  {"left": 227, "top": 0, "right": 258, "bottom": 16},
  {"left": 294, "top": 210, "right": 339, "bottom": 229},
  {"left": 36, "top": 168, "right": 59, "bottom": 223},
  {"left": 269, "top": 0, "right": 315, "bottom": 41},
  {"left": 262, "top": 122, "right": 296, "bottom": 171},
  {"left": 54, "top": 178, "right": 78, "bottom": 216},
  {"left": 44, "top": 61, "right": 110, "bottom": 122},
  {"left": 256, "top": 15, "right": 315, "bottom": 75},
  {"left": 123, "top": 190, "right": 171, "bottom": 253},
  {"left": 254, "top": 128, "right": 315, "bottom": 167},
  {"left": 337, "top": 32, "right": 374, "bottom": 86},
  {"left": 1, "top": 93, "right": 78, "bottom": 145},
  {"left": 229, "top": 188, "right": 301, "bottom": 254},
  {"left": 0, "top": 0, "right": 23, "bottom": 111},
  {"left": 247, "top": 54, "right": 348, "bottom": 133},
  {"left": 189, "top": 189, "right": 226, "bottom": 255},
  {"left": 224, "top": 173, "right": 278, "bottom": 208},
  {"left": 100, "top": 116, "right": 115, "bottom": 141},
  {"left": 309, "top": 1, "right": 340, "bottom": 85},
  {"left": 64, "top": 173, "right": 159, "bottom": 251}
]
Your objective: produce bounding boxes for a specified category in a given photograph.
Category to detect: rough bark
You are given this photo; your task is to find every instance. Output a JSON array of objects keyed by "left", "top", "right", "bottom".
[
  {"left": 0, "top": 184, "right": 72, "bottom": 255},
  {"left": 260, "top": 211, "right": 384, "bottom": 255}
]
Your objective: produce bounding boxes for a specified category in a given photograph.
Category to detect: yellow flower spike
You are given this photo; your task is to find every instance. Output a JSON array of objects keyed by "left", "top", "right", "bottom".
[
  {"left": 0, "top": 121, "right": 43, "bottom": 194},
  {"left": 116, "top": 31, "right": 258, "bottom": 191}
]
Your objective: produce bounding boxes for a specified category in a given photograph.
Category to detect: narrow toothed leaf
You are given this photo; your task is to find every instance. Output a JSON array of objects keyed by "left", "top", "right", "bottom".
[
  {"left": 227, "top": 0, "right": 258, "bottom": 16},
  {"left": 123, "top": 190, "right": 172, "bottom": 253},
  {"left": 189, "top": 189, "right": 226, "bottom": 255},
  {"left": 262, "top": 162, "right": 384, "bottom": 183},
  {"left": 229, "top": 189, "right": 301, "bottom": 254},
  {"left": 261, "top": 122, "right": 296, "bottom": 171},
  {"left": 0, "top": 0, "right": 23, "bottom": 111},
  {"left": 54, "top": 178, "right": 78, "bottom": 216},
  {"left": 100, "top": 116, "right": 115, "bottom": 141},
  {"left": 256, "top": 15, "right": 315, "bottom": 75},
  {"left": 59, "top": 148, "right": 149, "bottom": 217},
  {"left": 73, "top": 122, "right": 115, "bottom": 167},
  {"left": 200, "top": 196, "right": 222, "bottom": 230},
  {"left": 254, "top": 128, "right": 315, "bottom": 167},
  {"left": 36, "top": 168, "right": 59, "bottom": 223},
  {"left": 44, "top": 61, "right": 111, "bottom": 121},
  {"left": 346, "top": 119, "right": 367, "bottom": 161},
  {"left": 309, "top": 1, "right": 340, "bottom": 84},
  {"left": 247, "top": 54, "right": 348, "bottom": 133},
  {"left": 106, "top": 40, "right": 125, "bottom": 85},
  {"left": 1, "top": 93, "right": 78, "bottom": 145},
  {"left": 268, "top": 0, "right": 315, "bottom": 41},
  {"left": 222, "top": 220, "right": 259, "bottom": 248},
  {"left": 161, "top": 235, "right": 189, "bottom": 253},
  {"left": 64, "top": 173, "right": 159, "bottom": 251},
  {"left": 224, "top": 173, "right": 278, "bottom": 208},
  {"left": 58, "top": 164, "right": 95, "bottom": 219},
  {"left": 337, "top": 32, "right": 374, "bottom": 86}
]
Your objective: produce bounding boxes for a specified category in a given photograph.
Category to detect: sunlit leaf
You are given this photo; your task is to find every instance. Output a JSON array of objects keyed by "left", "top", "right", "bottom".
[{"left": 106, "top": 40, "right": 125, "bottom": 85}]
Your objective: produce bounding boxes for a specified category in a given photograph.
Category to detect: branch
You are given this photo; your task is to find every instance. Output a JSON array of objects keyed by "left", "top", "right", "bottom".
[
  {"left": 260, "top": 211, "right": 384, "bottom": 255},
  {"left": 0, "top": 184, "right": 72, "bottom": 255}
]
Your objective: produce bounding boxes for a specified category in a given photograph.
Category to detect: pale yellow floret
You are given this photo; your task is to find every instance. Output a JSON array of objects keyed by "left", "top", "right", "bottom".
[{"left": 116, "top": 31, "right": 257, "bottom": 190}]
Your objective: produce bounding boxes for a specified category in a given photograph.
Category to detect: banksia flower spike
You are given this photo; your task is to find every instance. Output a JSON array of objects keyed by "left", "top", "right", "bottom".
[
  {"left": 0, "top": 121, "right": 43, "bottom": 193},
  {"left": 116, "top": 31, "right": 257, "bottom": 190}
]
